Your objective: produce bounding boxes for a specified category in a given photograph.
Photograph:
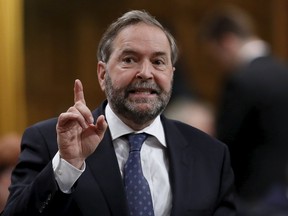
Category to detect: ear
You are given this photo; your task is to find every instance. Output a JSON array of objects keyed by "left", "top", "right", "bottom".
[{"left": 97, "top": 61, "right": 106, "bottom": 91}]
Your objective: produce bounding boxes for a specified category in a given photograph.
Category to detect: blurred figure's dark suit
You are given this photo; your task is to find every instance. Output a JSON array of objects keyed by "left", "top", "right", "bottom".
[{"left": 216, "top": 55, "right": 288, "bottom": 203}]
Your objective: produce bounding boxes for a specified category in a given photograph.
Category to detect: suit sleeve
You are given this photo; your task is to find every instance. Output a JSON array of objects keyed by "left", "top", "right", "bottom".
[{"left": 2, "top": 124, "right": 75, "bottom": 216}]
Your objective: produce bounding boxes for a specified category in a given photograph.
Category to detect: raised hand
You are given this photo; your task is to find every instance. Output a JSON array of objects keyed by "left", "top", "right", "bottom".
[{"left": 56, "top": 79, "right": 107, "bottom": 169}]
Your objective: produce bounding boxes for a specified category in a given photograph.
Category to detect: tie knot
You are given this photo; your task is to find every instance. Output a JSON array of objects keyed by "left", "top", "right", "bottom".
[{"left": 128, "top": 133, "right": 147, "bottom": 151}]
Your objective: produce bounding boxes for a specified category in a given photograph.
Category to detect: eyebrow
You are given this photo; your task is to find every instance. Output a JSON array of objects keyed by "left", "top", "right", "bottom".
[
  {"left": 119, "top": 49, "right": 169, "bottom": 58},
  {"left": 119, "top": 49, "right": 138, "bottom": 56},
  {"left": 152, "top": 51, "right": 169, "bottom": 58}
]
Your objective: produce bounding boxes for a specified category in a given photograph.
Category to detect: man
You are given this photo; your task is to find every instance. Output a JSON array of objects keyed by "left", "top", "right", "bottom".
[
  {"left": 201, "top": 5, "right": 288, "bottom": 215},
  {"left": 2, "top": 10, "right": 236, "bottom": 216}
]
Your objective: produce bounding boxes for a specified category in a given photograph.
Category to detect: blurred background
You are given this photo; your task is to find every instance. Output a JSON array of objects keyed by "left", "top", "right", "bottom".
[{"left": 0, "top": 0, "right": 287, "bottom": 135}]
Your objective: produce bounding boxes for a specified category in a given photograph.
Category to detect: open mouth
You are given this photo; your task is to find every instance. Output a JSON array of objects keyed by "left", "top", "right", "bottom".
[{"left": 129, "top": 88, "right": 158, "bottom": 95}]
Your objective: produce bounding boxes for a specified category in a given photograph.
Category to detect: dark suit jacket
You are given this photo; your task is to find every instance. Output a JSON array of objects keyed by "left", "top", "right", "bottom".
[
  {"left": 216, "top": 56, "right": 288, "bottom": 201},
  {"left": 2, "top": 101, "right": 236, "bottom": 216}
]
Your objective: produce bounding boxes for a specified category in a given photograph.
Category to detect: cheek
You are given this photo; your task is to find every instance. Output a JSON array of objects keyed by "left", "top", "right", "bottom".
[
  {"left": 110, "top": 72, "right": 134, "bottom": 89},
  {"left": 154, "top": 72, "right": 173, "bottom": 91},
  {"left": 106, "top": 62, "right": 135, "bottom": 89}
]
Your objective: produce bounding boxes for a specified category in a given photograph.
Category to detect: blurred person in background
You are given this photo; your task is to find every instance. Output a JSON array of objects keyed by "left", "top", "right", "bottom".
[
  {"left": 200, "top": 5, "right": 288, "bottom": 216},
  {"left": 165, "top": 97, "right": 215, "bottom": 136},
  {"left": 0, "top": 133, "right": 21, "bottom": 212}
]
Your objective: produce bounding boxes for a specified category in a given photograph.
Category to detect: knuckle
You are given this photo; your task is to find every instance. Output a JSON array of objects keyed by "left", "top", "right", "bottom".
[{"left": 74, "top": 101, "right": 83, "bottom": 108}]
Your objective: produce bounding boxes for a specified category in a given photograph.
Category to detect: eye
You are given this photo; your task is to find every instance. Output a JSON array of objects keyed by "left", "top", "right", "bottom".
[
  {"left": 153, "top": 59, "right": 165, "bottom": 65},
  {"left": 122, "top": 57, "right": 136, "bottom": 64},
  {"left": 152, "top": 58, "right": 167, "bottom": 70}
]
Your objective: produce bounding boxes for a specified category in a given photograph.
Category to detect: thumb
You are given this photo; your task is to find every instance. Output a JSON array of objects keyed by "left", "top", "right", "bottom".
[{"left": 94, "top": 115, "right": 108, "bottom": 138}]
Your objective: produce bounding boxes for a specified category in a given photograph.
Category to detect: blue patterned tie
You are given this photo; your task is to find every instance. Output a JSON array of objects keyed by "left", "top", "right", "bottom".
[{"left": 124, "top": 133, "right": 155, "bottom": 216}]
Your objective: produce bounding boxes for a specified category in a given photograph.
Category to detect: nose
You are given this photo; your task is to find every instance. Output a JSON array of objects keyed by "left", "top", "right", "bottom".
[{"left": 136, "top": 60, "right": 153, "bottom": 80}]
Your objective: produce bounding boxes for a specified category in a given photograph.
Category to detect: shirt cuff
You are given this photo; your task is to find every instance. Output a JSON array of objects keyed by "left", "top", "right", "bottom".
[{"left": 52, "top": 151, "right": 86, "bottom": 193}]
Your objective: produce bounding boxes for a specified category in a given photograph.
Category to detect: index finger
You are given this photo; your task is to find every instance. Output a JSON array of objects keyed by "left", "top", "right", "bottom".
[{"left": 74, "top": 79, "right": 86, "bottom": 105}]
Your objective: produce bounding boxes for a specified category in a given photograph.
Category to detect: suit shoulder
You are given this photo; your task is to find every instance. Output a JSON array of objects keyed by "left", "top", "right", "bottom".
[
  {"left": 30, "top": 117, "right": 58, "bottom": 129},
  {"left": 24, "top": 117, "right": 58, "bottom": 137},
  {"left": 170, "top": 119, "right": 210, "bottom": 136},
  {"left": 167, "top": 119, "right": 225, "bottom": 148}
]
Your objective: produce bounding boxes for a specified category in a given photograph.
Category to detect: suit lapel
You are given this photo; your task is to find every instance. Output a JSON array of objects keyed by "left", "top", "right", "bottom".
[
  {"left": 162, "top": 117, "right": 196, "bottom": 216},
  {"left": 86, "top": 131, "right": 128, "bottom": 215}
]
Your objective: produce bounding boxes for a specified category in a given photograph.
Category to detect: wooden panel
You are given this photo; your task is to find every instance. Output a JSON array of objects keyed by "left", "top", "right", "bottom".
[
  {"left": 0, "top": 0, "right": 26, "bottom": 135},
  {"left": 271, "top": 0, "right": 288, "bottom": 60}
]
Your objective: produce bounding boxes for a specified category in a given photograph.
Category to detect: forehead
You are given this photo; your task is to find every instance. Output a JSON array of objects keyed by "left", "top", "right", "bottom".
[{"left": 112, "top": 23, "right": 171, "bottom": 55}]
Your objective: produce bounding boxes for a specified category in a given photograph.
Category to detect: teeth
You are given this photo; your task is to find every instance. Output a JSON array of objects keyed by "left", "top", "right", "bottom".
[{"left": 135, "top": 91, "right": 150, "bottom": 94}]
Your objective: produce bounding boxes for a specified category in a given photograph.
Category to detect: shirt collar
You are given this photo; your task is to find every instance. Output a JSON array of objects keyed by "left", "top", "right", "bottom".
[
  {"left": 105, "top": 103, "right": 166, "bottom": 147},
  {"left": 238, "top": 39, "right": 270, "bottom": 64}
]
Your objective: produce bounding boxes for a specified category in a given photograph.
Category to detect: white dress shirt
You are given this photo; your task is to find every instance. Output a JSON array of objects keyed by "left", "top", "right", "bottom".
[
  {"left": 52, "top": 103, "right": 172, "bottom": 216},
  {"left": 238, "top": 39, "right": 270, "bottom": 64}
]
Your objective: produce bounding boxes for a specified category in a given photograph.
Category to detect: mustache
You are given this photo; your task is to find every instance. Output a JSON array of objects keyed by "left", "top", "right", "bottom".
[{"left": 125, "top": 81, "right": 161, "bottom": 94}]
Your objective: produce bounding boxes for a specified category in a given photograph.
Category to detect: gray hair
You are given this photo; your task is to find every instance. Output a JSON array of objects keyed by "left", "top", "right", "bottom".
[{"left": 97, "top": 10, "right": 178, "bottom": 65}]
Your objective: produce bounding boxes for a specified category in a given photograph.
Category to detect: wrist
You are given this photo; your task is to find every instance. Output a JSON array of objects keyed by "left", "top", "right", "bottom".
[{"left": 60, "top": 155, "right": 85, "bottom": 169}]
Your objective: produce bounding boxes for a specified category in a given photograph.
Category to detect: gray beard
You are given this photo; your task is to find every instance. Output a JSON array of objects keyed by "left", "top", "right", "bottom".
[{"left": 104, "top": 73, "right": 172, "bottom": 125}]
